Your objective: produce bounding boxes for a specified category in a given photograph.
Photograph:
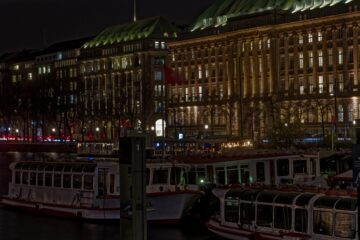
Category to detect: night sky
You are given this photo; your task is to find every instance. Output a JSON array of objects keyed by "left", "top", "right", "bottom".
[{"left": 0, "top": 0, "right": 215, "bottom": 53}]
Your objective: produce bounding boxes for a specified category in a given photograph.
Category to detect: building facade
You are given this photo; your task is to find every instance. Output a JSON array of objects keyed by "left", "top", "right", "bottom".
[{"left": 166, "top": 0, "right": 360, "bottom": 143}]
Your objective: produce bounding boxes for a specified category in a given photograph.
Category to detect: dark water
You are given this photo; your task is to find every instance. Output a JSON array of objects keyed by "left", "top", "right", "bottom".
[{"left": 0, "top": 152, "right": 220, "bottom": 240}]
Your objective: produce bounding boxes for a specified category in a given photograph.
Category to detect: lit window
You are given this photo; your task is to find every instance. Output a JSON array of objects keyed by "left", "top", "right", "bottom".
[
  {"left": 318, "top": 50, "right": 323, "bottom": 67},
  {"left": 308, "top": 33, "right": 313, "bottom": 43},
  {"left": 299, "top": 52, "right": 304, "bottom": 69},
  {"left": 300, "top": 85, "right": 305, "bottom": 95},
  {"left": 328, "top": 49, "right": 333, "bottom": 66},
  {"left": 14, "top": 65, "right": 19, "bottom": 70},
  {"left": 299, "top": 35, "right": 303, "bottom": 44},
  {"left": 267, "top": 39, "right": 271, "bottom": 48},
  {"left": 27, "top": 73, "right": 33, "bottom": 80},
  {"left": 172, "top": 52, "right": 175, "bottom": 62},
  {"left": 154, "top": 41, "right": 160, "bottom": 49},
  {"left": 308, "top": 51, "right": 313, "bottom": 68},
  {"left": 338, "top": 73, "right": 344, "bottom": 92},
  {"left": 318, "top": 75, "right": 323, "bottom": 94},
  {"left": 47, "top": 66, "right": 51, "bottom": 73},
  {"left": 161, "top": 42, "right": 166, "bottom": 49},
  {"left": 317, "top": 31, "right": 322, "bottom": 41},
  {"left": 198, "top": 65, "right": 202, "bottom": 79},
  {"left": 154, "top": 71, "right": 162, "bottom": 81},
  {"left": 328, "top": 75, "right": 334, "bottom": 94},
  {"left": 338, "top": 105, "right": 344, "bottom": 122},
  {"left": 338, "top": 48, "right": 343, "bottom": 65},
  {"left": 258, "top": 40, "right": 262, "bottom": 50}
]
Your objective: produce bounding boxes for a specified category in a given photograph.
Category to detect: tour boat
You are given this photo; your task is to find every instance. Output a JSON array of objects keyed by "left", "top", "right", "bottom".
[
  {"left": 1, "top": 142, "right": 202, "bottom": 224},
  {"left": 207, "top": 187, "right": 357, "bottom": 240}
]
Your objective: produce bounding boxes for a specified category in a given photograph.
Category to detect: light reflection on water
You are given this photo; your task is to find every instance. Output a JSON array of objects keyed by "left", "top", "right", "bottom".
[{"left": 0, "top": 152, "right": 220, "bottom": 240}]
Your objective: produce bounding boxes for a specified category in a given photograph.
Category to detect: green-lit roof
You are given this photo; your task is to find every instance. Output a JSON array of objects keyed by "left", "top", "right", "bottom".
[
  {"left": 83, "top": 17, "right": 179, "bottom": 48},
  {"left": 191, "top": 0, "right": 354, "bottom": 31}
]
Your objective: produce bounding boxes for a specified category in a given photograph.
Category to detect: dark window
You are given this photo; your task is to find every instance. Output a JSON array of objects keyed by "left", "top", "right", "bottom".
[
  {"left": 277, "top": 159, "right": 289, "bottom": 176},
  {"left": 73, "top": 175, "right": 82, "bottom": 189},
  {"left": 188, "top": 168, "right": 196, "bottom": 184},
  {"left": 152, "top": 169, "right": 168, "bottom": 184},
  {"left": 293, "top": 160, "right": 307, "bottom": 174},
  {"left": 22, "top": 172, "right": 29, "bottom": 185},
  {"left": 227, "top": 166, "right": 239, "bottom": 184},
  {"left": 29, "top": 172, "right": 36, "bottom": 185},
  {"left": 63, "top": 174, "right": 71, "bottom": 188},
  {"left": 15, "top": 172, "right": 21, "bottom": 184},
  {"left": 295, "top": 209, "right": 308, "bottom": 232},
  {"left": 216, "top": 167, "right": 225, "bottom": 184},
  {"left": 54, "top": 174, "right": 61, "bottom": 187},
  {"left": 45, "top": 173, "right": 52, "bottom": 187},
  {"left": 274, "top": 206, "right": 292, "bottom": 230},
  {"left": 240, "top": 203, "right": 255, "bottom": 224},
  {"left": 225, "top": 198, "right": 239, "bottom": 223},
  {"left": 84, "top": 175, "right": 94, "bottom": 190},
  {"left": 257, "top": 204, "right": 273, "bottom": 227},
  {"left": 256, "top": 162, "right": 265, "bottom": 182},
  {"left": 146, "top": 168, "right": 150, "bottom": 185},
  {"left": 170, "top": 168, "right": 182, "bottom": 185},
  {"left": 240, "top": 166, "right": 249, "bottom": 184},
  {"left": 313, "top": 210, "right": 333, "bottom": 236},
  {"left": 37, "top": 173, "right": 43, "bottom": 186}
]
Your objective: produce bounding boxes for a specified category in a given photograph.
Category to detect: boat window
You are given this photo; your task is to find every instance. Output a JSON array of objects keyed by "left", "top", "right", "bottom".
[
  {"left": 73, "top": 175, "right": 82, "bottom": 189},
  {"left": 54, "top": 165, "right": 64, "bottom": 172},
  {"left": 84, "top": 175, "right": 93, "bottom": 190},
  {"left": 314, "top": 197, "right": 338, "bottom": 209},
  {"left": 83, "top": 165, "right": 96, "bottom": 173},
  {"left": 277, "top": 159, "right": 289, "bottom": 176},
  {"left": 256, "top": 162, "right": 265, "bottom": 182},
  {"left": 196, "top": 168, "right": 206, "bottom": 184},
  {"left": 29, "top": 172, "right": 36, "bottom": 185},
  {"left": 274, "top": 206, "right": 292, "bottom": 230},
  {"left": 15, "top": 163, "right": 23, "bottom": 170},
  {"left": 109, "top": 174, "right": 114, "bottom": 193},
  {"left": 63, "top": 165, "right": 72, "bottom": 172},
  {"left": 45, "top": 164, "right": 55, "bottom": 171},
  {"left": 335, "top": 198, "right": 357, "bottom": 211},
  {"left": 313, "top": 210, "right": 333, "bottom": 236},
  {"left": 215, "top": 167, "right": 225, "bottom": 185},
  {"left": 72, "top": 165, "right": 83, "bottom": 173},
  {"left": 240, "top": 165, "right": 249, "bottom": 184},
  {"left": 22, "top": 172, "right": 29, "bottom": 185},
  {"left": 54, "top": 174, "right": 61, "bottom": 187},
  {"left": 45, "top": 173, "right": 52, "bottom": 187},
  {"left": 257, "top": 192, "right": 277, "bottom": 203},
  {"left": 188, "top": 168, "right": 197, "bottom": 184},
  {"left": 226, "top": 189, "right": 243, "bottom": 199},
  {"left": 15, "top": 172, "right": 21, "bottom": 184},
  {"left": 22, "top": 164, "right": 30, "bottom": 170},
  {"left": 152, "top": 168, "right": 168, "bottom": 184},
  {"left": 63, "top": 174, "right": 71, "bottom": 188},
  {"left": 275, "top": 193, "right": 297, "bottom": 204},
  {"left": 225, "top": 197, "right": 239, "bottom": 223},
  {"left": 257, "top": 204, "right": 273, "bottom": 227},
  {"left": 295, "top": 193, "right": 316, "bottom": 207},
  {"left": 170, "top": 168, "right": 182, "bottom": 185},
  {"left": 30, "top": 164, "right": 38, "bottom": 170},
  {"left": 334, "top": 213, "right": 356, "bottom": 238},
  {"left": 37, "top": 164, "right": 45, "bottom": 171},
  {"left": 240, "top": 190, "right": 259, "bottom": 201},
  {"left": 227, "top": 166, "right": 239, "bottom": 184},
  {"left": 37, "top": 173, "right": 43, "bottom": 186},
  {"left": 293, "top": 160, "right": 307, "bottom": 174},
  {"left": 146, "top": 168, "right": 150, "bottom": 185},
  {"left": 294, "top": 208, "right": 307, "bottom": 232},
  {"left": 240, "top": 203, "right": 255, "bottom": 224}
]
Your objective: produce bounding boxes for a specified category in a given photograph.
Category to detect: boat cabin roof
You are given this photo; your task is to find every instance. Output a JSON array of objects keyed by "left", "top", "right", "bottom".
[
  {"left": 217, "top": 188, "right": 357, "bottom": 210},
  {"left": 11, "top": 161, "right": 97, "bottom": 173}
]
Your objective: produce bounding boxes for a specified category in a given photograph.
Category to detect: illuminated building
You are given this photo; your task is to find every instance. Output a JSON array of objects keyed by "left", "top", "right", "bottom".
[{"left": 166, "top": 0, "right": 360, "bottom": 142}]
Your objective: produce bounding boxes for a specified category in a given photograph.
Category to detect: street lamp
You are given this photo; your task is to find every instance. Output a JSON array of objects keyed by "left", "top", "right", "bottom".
[
  {"left": 52, "top": 128, "right": 56, "bottom": 133},
  {"left": 284, "top": 123, "right": 288, "bottom": 127},
  {"left": 204, "top": 124, "right": 209, "bottom": 130}
]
